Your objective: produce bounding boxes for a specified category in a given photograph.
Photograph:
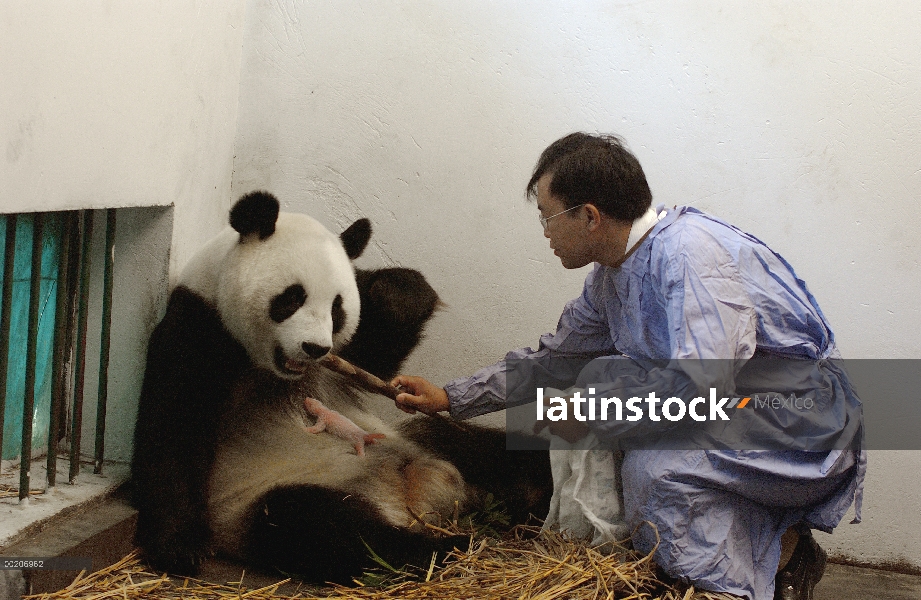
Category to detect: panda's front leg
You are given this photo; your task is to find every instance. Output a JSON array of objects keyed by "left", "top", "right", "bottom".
[
  {"left": 131, "top": 286, "right": 251, "bottom": 576},
  {"left": 338, "top": 268, "right": 441, "bottom": 381},
  {"left": 302, "top": 396, "right": 385, "bottom": 456}
]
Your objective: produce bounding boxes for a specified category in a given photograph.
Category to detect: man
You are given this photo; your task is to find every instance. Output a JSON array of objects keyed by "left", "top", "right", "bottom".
[{"left": 392, "top": 133, "right": 864, "bottom": 600}]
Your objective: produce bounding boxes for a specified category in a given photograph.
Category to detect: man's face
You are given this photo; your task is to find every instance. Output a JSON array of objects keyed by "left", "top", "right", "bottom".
[{"left": 536, "top": 174, "right": 593, "bottom": 269}]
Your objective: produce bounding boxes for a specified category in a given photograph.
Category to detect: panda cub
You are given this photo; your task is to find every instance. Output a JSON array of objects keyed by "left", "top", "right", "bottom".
[{"left": 131, "top": 192, "right": 551, "bottom": 584}]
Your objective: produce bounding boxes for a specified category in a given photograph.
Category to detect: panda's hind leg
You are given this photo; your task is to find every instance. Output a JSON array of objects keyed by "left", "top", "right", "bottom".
[
  {"left": 399, "top": 416, "right": 553, "bottom": 525},
  {"left": 244, "top": 484, "right": 467, "bottom": 585}
]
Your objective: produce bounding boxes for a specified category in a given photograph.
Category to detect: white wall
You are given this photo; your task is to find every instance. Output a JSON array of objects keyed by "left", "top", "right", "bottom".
[
  {"left": 1, "top": 1, "right": 246, "bottom": 276},
  {"left": 231, "top": 1, "right": 921, "bottom": 568},
  {"left": 0, "top": 2, "right": 247, "bottom": 462}
]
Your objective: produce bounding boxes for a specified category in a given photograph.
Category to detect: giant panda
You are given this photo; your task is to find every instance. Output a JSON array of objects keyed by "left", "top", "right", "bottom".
[{"left": 130, "top": 191, "right": 551, "bottom": 584}]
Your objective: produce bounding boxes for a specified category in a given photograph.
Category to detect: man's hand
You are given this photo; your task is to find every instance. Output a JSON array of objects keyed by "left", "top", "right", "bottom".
[{"left": 389, "top": 375, "right": 450, "bottom": 415}]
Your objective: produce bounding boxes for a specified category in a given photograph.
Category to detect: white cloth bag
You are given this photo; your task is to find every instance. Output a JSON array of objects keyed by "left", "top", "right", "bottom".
[{"left": 542, "top": 431, "right": 631, "bottom": 546}]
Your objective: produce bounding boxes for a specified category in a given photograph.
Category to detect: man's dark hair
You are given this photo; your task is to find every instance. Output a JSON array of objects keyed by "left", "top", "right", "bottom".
[{"left": 526, "top": 132, "right": 652, "bottom": 222}]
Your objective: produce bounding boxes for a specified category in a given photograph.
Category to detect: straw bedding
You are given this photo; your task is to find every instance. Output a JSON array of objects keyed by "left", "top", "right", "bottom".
[{"left": 26, "top": 526, "right": 737, "bottom": 600}]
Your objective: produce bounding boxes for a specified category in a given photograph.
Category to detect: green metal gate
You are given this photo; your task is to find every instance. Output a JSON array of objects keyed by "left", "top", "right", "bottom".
[{"left": 0, "top": 209, "right": 116, "bottom": 503}]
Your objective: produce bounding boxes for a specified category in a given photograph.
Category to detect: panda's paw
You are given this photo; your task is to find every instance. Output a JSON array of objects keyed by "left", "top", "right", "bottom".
[
  {"left": 363, "top": 432, "right": 386, "bottom": 445},
  {"left": 359, "top": 268, "right": 440, "bottom": 327},
  {"left": 167, "top": 549, "right": 211, "bottom": 577},
  {"left": 341, "top": 268, "right": 441, "bottom": 379},
  {"left": 354, "top": 432, "right": 386, "bottom": 457},
  {"left": 378, "top": 532, "right": 469, "bottom": 574},
  {"left": 144, "top": 544, "right": 211, "bottom": 577},
  {"left": 139, "top": 524, "right": 212, "bottom": 576}
]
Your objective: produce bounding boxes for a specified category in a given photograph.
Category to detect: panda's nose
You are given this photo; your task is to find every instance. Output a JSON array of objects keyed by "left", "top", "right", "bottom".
[{"left": 302, "top": 342, "right": 331, "bottom": 360}]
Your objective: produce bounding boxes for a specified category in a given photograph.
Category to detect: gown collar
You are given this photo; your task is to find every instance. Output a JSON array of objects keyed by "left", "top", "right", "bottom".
[{"left": 611, "top": 206, "right": 667, "bottom": 267}]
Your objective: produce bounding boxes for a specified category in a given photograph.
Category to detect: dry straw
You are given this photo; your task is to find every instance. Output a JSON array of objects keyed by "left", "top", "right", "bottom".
[
  {"left": 1, "top": 483, "right": 42, "bottom": 499},
  {"left": 24, "top": 526, "right": 735, "bottom": 600}
]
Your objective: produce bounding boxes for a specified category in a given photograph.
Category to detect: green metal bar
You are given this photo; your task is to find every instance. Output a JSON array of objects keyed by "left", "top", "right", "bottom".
[
  {"left": 60, "top": 215, "right": 83, "bottom": 440},
  {"left": 93, "top": 209, "right": 116, "bottom": 475},
  {"left": 21, "top": 213, "right": 44, "bottom": 502},
  {"left": 0, "top": 215, "right": 16, "bottom": 467},
  {"left": 69, "top": 210, "right": 94, "bottom": 484},
  {"left": 47, "top": 212, "right": 76, "bottom": 488}
]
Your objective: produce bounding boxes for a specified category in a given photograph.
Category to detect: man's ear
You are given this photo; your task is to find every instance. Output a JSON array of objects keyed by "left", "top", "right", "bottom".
[
  {"left": 340, "top": 218, "right": 372, "bottom": 259},
  {"left": 583, "top": 204, "right": 603, "bottom": 230}
]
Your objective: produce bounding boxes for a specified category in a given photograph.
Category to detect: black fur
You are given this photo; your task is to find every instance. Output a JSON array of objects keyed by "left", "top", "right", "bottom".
[
  {"left": 269, "top": 284, "right": 307, "bottom": 323},
  {"left": 131, "top": 286, "right": 251, "bottom": 575},
  {"left": 245, "top": 485, "right": 467, "bottom": 584},
  {"left": 339, "top": 218, "right": 372, "bottom": 259},
  {"left": 229, "top": 191, "right": 280, "bottom": 239},
  {"left": 339, "top": 268, "right": 441, "bottom": 380}
]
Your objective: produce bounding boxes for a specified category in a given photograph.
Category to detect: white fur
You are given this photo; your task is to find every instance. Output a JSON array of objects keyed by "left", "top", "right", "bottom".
[
  {"left": 207, "top": 381, "right": 467, "bottom": 556},
  {"left": 179, "top": 213, "right": 361, "bottom": 379}
]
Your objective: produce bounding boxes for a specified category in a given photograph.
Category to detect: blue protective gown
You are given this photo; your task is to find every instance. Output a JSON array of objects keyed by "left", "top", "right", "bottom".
[{"left": 444, "top": 206, "right": 865, "bottom": 600}]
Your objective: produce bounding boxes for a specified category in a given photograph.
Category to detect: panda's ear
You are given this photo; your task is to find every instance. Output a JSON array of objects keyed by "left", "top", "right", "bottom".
[
  {"left": 340, "top": 218, "right": 372, "bottom": 260},
  {"left": 230, "top": 191, "right": 280, "bottom": 240}
]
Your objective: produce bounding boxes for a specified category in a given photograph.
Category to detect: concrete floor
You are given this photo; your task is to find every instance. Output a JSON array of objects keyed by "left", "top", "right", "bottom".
[{"left": 815, "top": 563, "right": 921, "bottom": 600}]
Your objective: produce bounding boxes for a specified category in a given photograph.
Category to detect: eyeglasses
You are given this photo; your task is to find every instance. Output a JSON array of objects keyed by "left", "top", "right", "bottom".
[{"left": 539, "top": 204, "right": 585, "bottom": 231}]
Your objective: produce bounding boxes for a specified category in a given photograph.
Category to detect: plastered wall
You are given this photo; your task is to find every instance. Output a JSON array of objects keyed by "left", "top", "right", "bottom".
[
  {"left": 1, "top": 1, "right": 246, "bottom": 276},
  {"left": 231, "top": 1, "right": 921, "bottom": 568},
  {"left": 0, "top": 2, "right": 247, "bottom": 463}
]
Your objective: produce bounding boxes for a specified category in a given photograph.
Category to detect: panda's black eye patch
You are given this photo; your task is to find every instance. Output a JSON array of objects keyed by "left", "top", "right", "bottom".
[
  {"left": 331, "top": 294, "right": 345, "bottom": 334},
  {"left": 270, "top": 284, "right": 307, "bottom": 323}
]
